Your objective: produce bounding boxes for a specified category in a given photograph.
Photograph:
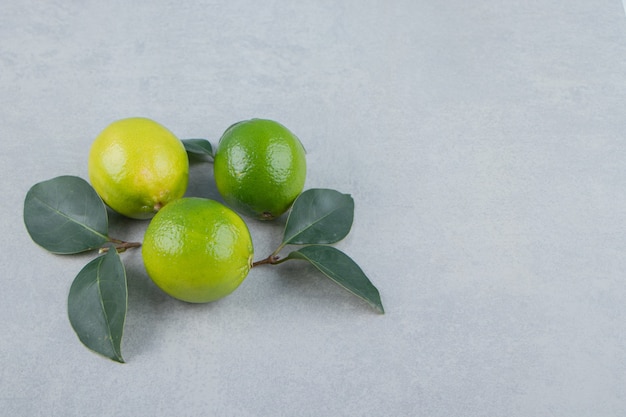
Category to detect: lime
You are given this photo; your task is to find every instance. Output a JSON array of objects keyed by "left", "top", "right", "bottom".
[
  {"left": 142, "top": 197, "right": 254, "bottom": 303},
  {"left": 213, "top": 119, "right": 306, "bottom": 220},
  {"left": 88, "top": 117, "right": 188, "bottom": 219}
]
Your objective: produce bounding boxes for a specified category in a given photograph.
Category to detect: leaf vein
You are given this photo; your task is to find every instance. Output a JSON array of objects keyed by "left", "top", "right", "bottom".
[
  {"left": 285, "top": 200, "right": 350, "bottom": 243},
  {"left": 31, "top": 194, "right": 108, "bottom": 240},
  {"left": 95, "top": 256, "right": 118, "bottom": 358}
]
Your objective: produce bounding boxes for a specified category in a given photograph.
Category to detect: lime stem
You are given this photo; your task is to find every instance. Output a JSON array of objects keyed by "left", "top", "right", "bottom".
[
  {"left": 101, "top": 238, "right": 142, "bottom": 254},
  {"left": 252, "top": 254, "right": 281, "bottom": 267}
]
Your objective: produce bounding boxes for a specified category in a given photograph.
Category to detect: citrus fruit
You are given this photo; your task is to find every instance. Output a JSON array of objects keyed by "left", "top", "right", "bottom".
[
  {"left": 142, "top": 197, "right": 254, "bottom": 303},
  {"left": 213, "top": 118, "right": 306, "bottom": 220},
  {"left": 88, "top": 117, "right": 189, "bottom": 219}
]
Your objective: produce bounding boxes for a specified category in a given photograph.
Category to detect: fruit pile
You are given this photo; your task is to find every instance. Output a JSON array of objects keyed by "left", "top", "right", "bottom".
[{"left": 24, "top": 117, "right": 383, "bottom": 362}]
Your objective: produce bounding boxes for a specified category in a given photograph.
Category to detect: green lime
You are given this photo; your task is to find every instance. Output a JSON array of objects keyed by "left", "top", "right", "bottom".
[
  {"left": 88, "top": 117, "right": 188, "bottom": 219},
  {"left": 142, "top": 197, "right": 254, "bottom": 303},
  {"left": 213, "top": 119, "right": 306, "bottom": 220}
]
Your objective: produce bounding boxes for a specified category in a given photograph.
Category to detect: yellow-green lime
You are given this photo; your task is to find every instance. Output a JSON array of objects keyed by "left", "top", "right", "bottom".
[
  {"left": 213, "top": 119, "right": 306, "bottom": 220},
  {"left": 88, "top": 117, "right": 189, "bottom": 219},
  {"left": 142, "top": 197, "right": 254, "bottom": 303}
]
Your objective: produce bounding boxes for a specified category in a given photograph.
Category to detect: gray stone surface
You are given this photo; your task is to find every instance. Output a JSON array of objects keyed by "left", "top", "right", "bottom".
[{"left": 2, "top": 1, "right": 626, "bottom": 415}]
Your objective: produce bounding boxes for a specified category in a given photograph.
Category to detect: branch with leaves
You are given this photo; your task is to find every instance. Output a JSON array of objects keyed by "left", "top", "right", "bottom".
[{"left": 23, "top": 142, "right": 384, "bottom": 363}]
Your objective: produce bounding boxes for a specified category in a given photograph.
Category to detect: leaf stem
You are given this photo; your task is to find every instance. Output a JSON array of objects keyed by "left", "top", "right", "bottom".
[{"left": 271, "top": 243, "right": 286, "bottom": 258}]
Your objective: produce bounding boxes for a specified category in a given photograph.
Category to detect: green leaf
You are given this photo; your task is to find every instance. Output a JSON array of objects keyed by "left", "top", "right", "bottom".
[
  {"left": 282, "top": 189, "right": 354, "bottom": 246},
  {"left": 23, "top": 176, "right": 109, "bottom": 254},
  {"left": 284, "top": 245, "right": 384, "bottom": 314},
  {"left": 67, "top": 247, "right": 127, "bottom": 363},
  {"left": 182, "top": 138, "right": 214, "bottom": 158}
]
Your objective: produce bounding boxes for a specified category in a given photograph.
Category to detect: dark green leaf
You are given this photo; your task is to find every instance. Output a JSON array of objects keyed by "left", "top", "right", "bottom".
[
  {"left": 284, "top": 245, "right": 384, "bottom": 313},
  {"left": 24, "top": 176, "right": 109, "bottom": 254},
  {"left": 282, "top": 189, "right": 354, "bottom": 246},
  {"left": 68, "top": 248, "right": 127, "bottom": 363},
  {"left": 182, "top": 138, "right": 214, "bottom": 158}
]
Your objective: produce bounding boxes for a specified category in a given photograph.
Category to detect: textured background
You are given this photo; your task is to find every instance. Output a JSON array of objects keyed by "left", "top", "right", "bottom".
[{"left": 2, "top": 1, "right": 626, "bottom": 416}]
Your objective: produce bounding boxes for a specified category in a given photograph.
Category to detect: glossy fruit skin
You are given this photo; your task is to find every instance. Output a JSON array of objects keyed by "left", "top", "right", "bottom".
[
  {"left": 142, "top": 197, "right": 254, "bottom": 303},
  {"left": 88, "top": 117, "right": 189, "bottom": 219},
  {"left": 213, "top": 119, "right": 306, "bottom": 220}
]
